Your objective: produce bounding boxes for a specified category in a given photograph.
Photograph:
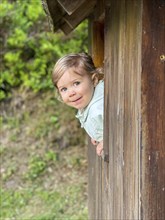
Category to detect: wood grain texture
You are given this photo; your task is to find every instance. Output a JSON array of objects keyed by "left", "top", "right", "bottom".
[
  {"left": 104, "top": 0, "right": 142, "bottom": 219},
  {"left": 141, "top": 0, "right": 165, "bottom": 219},
  {"left": 88, "top": 0, "right": 164, "bottom": 219}
]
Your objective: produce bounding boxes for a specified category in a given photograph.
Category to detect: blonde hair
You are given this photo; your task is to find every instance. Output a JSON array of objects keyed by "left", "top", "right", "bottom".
[{"left": 52, "top": 52, "right": 104, "bottom": 88}]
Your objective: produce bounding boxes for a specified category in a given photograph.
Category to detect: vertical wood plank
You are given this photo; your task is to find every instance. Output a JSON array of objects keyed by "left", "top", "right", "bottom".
[
  {"left": 141, "top": 0, "right": 165, "bottom": 219},
  {"left": 92, "top": 21, "right": 104, "bottom": 68},
  {"left": 123, "top": 1, "right": 142, "bottom": 219},
  {"left": 104, "top": 0, "right": 142, "bottom": 219},
  {"left": 88, "top": 13, "right": 105, "bottom": 220},
  {"left": 87, "top": 139, "right": 97, "bottom": 220},
  {"left": 88, "top": 19, "right": 97, "bottom": 220},
  {"left": 89, "top": 0, "right": 164, "bottom": 219}
]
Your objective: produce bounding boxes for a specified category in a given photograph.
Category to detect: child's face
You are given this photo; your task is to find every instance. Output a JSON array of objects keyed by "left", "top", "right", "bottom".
[{"left": 57, "top": 67, "right": 95, "bottom": 110}]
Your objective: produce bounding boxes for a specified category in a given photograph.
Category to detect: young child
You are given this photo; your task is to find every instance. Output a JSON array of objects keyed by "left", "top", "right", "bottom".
[{"left": 52, "top": 52, "right": 104, "bottom": 157}]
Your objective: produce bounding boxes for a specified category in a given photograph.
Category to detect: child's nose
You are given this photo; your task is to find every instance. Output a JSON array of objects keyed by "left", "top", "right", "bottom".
[{"left": 68, "top": 89, "right": 76, "bottom": 97}]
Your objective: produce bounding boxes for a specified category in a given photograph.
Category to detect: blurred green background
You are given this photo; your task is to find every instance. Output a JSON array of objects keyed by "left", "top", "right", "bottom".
[{"left": 0, "top": 0, "right": 88, "bottom": 219}]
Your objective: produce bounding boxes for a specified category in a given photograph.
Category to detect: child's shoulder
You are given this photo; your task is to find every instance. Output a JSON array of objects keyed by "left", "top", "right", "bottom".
[
  {"left": 88, "top": 96, "right": 103, "bottom": 117},
  {"left": 95, "top": 80, "right": 104, "bottom": 93}
]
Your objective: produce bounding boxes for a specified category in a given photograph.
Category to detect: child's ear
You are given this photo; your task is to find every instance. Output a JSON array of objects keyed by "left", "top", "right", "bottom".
[{"left": 92, "top": 74, "right": 99, "bottom": 87}]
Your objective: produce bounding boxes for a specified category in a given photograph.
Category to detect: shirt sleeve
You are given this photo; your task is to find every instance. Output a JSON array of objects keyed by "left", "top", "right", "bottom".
[{"left": 90, "top": 114, "right": 103, "bottom": 142}]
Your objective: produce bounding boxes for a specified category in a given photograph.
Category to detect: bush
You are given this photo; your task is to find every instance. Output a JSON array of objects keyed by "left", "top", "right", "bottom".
[{"left": 0, "top": 0, "right": 88, "bottom": 100}]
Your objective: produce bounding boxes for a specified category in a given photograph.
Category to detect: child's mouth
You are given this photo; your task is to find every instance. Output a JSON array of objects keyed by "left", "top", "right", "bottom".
[{"left": 72, "top": 97, "right": 82, "bottom": 103}]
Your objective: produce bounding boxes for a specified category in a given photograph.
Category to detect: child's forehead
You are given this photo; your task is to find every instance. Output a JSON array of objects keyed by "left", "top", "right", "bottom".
[{"left": 57, "top": 67, "right": 90, "bottom": 87}]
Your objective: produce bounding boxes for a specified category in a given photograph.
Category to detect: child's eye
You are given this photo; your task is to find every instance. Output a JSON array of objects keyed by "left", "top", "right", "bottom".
[
  {"left": 60, "top": 87, "right": 67, "bottom": 92},
  {"left": 74, "top": 81, "right": 80, "bottom": 86}
]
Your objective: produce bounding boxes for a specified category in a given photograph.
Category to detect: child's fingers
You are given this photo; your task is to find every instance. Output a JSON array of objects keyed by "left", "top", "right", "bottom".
[
  {"left": 91, "top": 138, "right": 98, "bottom": 146},
  {"left": 96, "top": 144, "right": 103, "bottom": 156}
]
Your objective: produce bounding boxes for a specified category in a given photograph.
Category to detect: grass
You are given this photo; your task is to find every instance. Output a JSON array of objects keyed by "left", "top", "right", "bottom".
[
  {"left": 1, "top": 185, "right": 88, "bottom": 219},
  {"left": 0, "top": 90, "right": 87, "bottom": 220}
]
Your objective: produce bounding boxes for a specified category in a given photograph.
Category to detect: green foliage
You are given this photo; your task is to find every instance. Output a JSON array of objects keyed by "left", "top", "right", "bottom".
[
  {"left": 2, "top": 165, "right": 17, "bottom": 181},
  {"left": 5, "top": 116, "right": 20, "bottom": 129},
  {"left": 0, "top": 0, "right": 88, "bottom": 100},
  {"left": 26, "top": 150, "right": 59, "bottom": 180},
  {"left": 26, "top": 155, "right": 47, "bottom": 180},
  {"left": 1, "top": 189, "right": 31, "bottom": 218},
  {"left": 0, "top": 145, "right": 6, "bottom": 155},
  {"left": 45, "top": 150, "right": 59, "bottom": 162},
  {"left": 1, "top": 186, "right": 88, "bottom": 219}
]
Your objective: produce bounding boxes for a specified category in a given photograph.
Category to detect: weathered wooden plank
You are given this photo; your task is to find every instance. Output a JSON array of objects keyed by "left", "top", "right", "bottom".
[
  {"left": 45, "top": 0, "right": 96, "bottom": 34},
  {"left": 104, "top": 0, "right": 142, "bottom": 219},
  {"left": 92, "top": 21, "right": 104, "bottom": 68},
  {"left": 141, "top": 0, "right": 165, "bottom": 219},
  {"left": 87, "top": 140, "right": 97, "bottom": 220},
  {"left": 60, "top": 0, "right": 96, "bottom": 34},
  {"left": 45, "top": 0, "right": 65, "bottom": 31},
  {"left": 88, "top": 12, "right": 105, "bottom": 220},
  {"left": 89, "top": 0, "right": 164, "bottom": 219},
  {"left": 123, "top": 1, "right": 142, "bottom": 219},
  {"left": 57, "top": 0, "right": 86, "bottom": 15}
]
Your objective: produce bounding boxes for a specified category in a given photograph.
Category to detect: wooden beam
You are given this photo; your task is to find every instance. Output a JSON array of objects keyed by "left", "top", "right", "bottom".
[
  {"left": 60, "top": 0, "right": 96, "bottom": 34},
  {"left": 57, "top": 0, "right": 86, "bottom": 15}
]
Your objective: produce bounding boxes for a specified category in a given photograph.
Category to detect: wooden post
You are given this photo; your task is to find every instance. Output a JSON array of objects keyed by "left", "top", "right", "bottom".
[
  {"left": 103, "top": 0, "right": 165, "bottom": 219},
  {"left": 104, "top": 0, "right": 142, "bottom": 219},
  {"left": 88, "top": 14, "right": 105, "bottom": 220},
  {"left": 92, "top": 21, "right": 104, "bottom": 67},
  {"left": 141, "top": 0, "right": 165, "bottom": 219},
  {"left": 88, "top": 0, "right": 164, "bottom": 219}
]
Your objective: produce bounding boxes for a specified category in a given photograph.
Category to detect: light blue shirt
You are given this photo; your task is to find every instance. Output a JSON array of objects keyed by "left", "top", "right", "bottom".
[{"left": 76, "top": 80, "right": 104, "bottom": 142}]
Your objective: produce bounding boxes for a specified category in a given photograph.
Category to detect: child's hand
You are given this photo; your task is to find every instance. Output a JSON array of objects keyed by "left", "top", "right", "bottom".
[
  {"left": 96, "top": 141, "right": 103, "bottom": 156},
  {"left": 91, "top": 138, "right": 98, "bottom": 146},
  {"left": 91, "top": 139, "right": 103, "bottom": 156}
]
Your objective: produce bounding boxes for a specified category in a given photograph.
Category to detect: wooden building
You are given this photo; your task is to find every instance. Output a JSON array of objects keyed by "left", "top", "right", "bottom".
[{"left": 43, "top": 0, "right": 165, "bottom": 219}]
